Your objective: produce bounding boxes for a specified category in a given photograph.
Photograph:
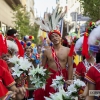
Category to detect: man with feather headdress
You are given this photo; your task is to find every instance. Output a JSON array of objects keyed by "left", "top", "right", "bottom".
[{"left": 34, "top": 5, "right": 73, "bottom": 100}]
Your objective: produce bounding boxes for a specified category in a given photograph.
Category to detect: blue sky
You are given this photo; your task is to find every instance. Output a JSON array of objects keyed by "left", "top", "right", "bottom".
[{"left": 34, "top": 0, "right": 56, "bottom": 17}]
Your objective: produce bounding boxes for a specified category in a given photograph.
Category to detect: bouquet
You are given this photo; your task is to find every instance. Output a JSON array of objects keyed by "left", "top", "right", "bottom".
[
  {"left": 28, "top": 65, "right": 50, "bottom": 89},
  {"left": 9, "top": 55, "right": 33, "bottom": 86},
  {"left": 50, "top": 75, "right": 65, "bottom": 90},
  {"left": 45, "top": 79, "right": 86, "bottom": 100}
]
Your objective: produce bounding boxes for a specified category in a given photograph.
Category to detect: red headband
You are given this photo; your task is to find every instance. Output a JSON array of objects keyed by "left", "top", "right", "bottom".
[{"left": 48, "top": 30, "right": 61, "bottom": 39}]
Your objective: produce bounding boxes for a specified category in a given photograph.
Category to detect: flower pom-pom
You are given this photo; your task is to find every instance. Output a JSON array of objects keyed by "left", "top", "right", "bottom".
[
  {"left": 29, "top": 36, "right": 32, "bottom": 39},
  {"left": 32, "top": 36, "right": 34, "bottom": 40},
  {"left": 20, "top": 41, "right": 24, "bottom": 45},
  {"left": 27, "top": 42, "right": 31, "bottom": 46}
]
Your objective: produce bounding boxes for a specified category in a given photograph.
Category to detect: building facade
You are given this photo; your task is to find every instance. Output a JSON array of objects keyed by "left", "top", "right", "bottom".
[
  {"left": 0, "top": 0, "right": 23, "bottom": 33},
  {"left": 0, "top": 0, "right": 35, "bottom": 33}
]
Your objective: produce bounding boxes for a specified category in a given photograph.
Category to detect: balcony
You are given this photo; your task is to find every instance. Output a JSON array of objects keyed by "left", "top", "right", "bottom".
[{"left": 4, "top": 0, "right": 22, "bottom": 9}]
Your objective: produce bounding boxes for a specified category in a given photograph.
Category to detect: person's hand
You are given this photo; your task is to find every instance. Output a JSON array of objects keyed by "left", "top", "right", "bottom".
[
  {"left": 18, "top": 86, "right": 26, "bottom": 95},
  {"left": 16, "top": 87, "right": 26, "bottom": 100},
  {"left": 66, "top": 80, "right": 73, "bottom": 85},
  {"left": 79, "top": 93, "right": 86, "bottom": 100}
]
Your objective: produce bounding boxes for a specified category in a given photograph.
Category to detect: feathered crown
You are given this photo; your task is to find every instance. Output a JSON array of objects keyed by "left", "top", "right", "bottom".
[
  {"left": 7, "top": 40, "right": 18, "bottom": 54},
  {"left": 74, "top": 36, "right": 84, "bottom": 55},
  {"left": 35, "top": 5, "right": 67, "bottom": 38},
  {"left": 88, "top": 25, "right": 100, "bottom": 53}
]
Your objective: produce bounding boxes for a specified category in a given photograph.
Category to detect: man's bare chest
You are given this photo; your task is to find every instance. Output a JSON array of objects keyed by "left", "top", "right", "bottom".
[{"left": 47, "top": 50, "right": 67, "bottom": 62}]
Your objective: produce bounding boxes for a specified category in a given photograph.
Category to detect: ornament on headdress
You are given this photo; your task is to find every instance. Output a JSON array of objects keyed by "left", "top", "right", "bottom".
[
  {"left": 20, "top": 40, "right": 26, "bottom": 48},
  {"left": 26, "top": 41, "right": 31, "bottom": 46},
  {"left": 24, "top": 35, "right": 34, "bottom": 41},
  {"left": 35, "top": 5, "right": 67, "bottom": 38},
  {"left": 82, "top": 22, "right": 96, "bottom": 58},
  {"left": 88, "top": 25, "right": 100, "bottom": 53},
  {"left": 74, "top": 36, "right": 84, "bottom": 55},
  {"left": 31, "top": 43, "right": 35, "bottom": 48},
  {"left": 0, "top": 32, "right": 8, "bottom": 56},
  {"left": 68, "top": 37, "right": 78, "bottom": 57}
]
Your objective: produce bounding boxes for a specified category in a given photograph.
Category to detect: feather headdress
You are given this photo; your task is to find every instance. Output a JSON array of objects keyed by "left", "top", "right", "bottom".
[
  {"left": 7, "top": 40, "right": 18, "bottom": 53},
  {"left": 35, "top": 5, "right": 67, "bottom": 38},
  {"left": 74, "top": 36, "right": 84, "bottom": 55},
  {"left": 88, "top": 25, "right": 100, "bottom": 53}
]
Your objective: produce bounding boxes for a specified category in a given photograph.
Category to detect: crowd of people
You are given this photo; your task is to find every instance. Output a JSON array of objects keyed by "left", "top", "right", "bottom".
[{"left": 1, "top": 6, "right": 100, "bottom": 100}]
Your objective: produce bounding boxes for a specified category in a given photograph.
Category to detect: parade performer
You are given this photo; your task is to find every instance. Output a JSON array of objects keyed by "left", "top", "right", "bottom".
[
  {"left": 34, "top": 5, "right": 73, "bottom": 100},
  {"left": 85, "top": 25, "right": 100, "bottom": 100},
  {"left": 74, "top": 36, "right": 96, "bottom": 80},
  {"left": 6, "top": 29, "right": 24, "bottom": 57}
]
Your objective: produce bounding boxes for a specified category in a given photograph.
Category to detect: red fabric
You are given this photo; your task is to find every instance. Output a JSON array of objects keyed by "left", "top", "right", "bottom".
[
  {"left": 0, "top": 65, "right": 15, "bottom": 87},
  {"left": 75, "top": 62, "right": 86, "bottom": 77},
  {"left": 85, "top": 66, "right": 100, "bottom": 90},
  {"left": 34, "top": 88, "right": 45, "bottom": 100},
  {"left": 48, "top": 30, "right": 61, "bottom": 39},
  {"left": 51, "top": 47, "right": 63, "bottom": 75},
  {"left": 82, "top": 33, "right": 90, "bottom": 58},
  {"left": 14, "top": 38, "right": 24, "bottom": 57},
  {"left": 73, "top": 63, "right": 76, "bottom": 68},
  {"left": 0, "top": 34, "right": 8, "bottom": 56},
  {"left": 0, "top": 78, "right": 8, "bottom": 98},
  {"left": 0, "top": 66, "right": 15, "bottom": 98},
  {"left": 0, "top": 59, "right": 9, "bottom": 71},
  {"left": 34, "top": 68, "right": 68, "bottom": 99},
  {"left": 68, "top": 43, "right": 75, "bottom": 57},
  {"left": 45, "top": 68, "right": 68, "bottom": 97}
]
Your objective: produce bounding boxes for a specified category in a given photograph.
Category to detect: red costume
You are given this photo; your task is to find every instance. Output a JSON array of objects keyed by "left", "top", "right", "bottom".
[
  {"left": 75, "top": 62, "right": 86, "bottom": 78},
  {"left": 0, "top": 66, "right": 15, "bottom": 98},
  {"left": 75, "top": 59, "right": 93, "bottom": 79},
  {"left": 85, "top": 64, "right": 100, "bottom": 90}
]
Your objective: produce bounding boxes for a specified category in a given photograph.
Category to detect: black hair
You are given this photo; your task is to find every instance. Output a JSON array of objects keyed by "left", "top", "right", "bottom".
[
  {"left": 6, "top": 29, "right": 17, "bottom": 36},
  {"left": 96, "top": 52, "right": 100, "bottom": 63}
]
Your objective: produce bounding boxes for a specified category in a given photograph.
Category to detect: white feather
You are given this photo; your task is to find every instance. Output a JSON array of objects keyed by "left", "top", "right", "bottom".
[
  {"left": 88, "top": 25, "right": 100, "bottom": 45},
  {"left": 74, "top": 36, "right": 84, "bottom": 52},
  {"left": 7, "top": 40, "right": 18, "bottom": 53}
]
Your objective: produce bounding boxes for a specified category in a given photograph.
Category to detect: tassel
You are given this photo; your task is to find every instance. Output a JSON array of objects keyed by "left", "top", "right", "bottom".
[
  {"left": 14, "top": 38, "right": 24, "bottom": 57},
  {"left": 68, "top": 43, "right": 75, "bottom": 57},
  {"left": 82, "top": 32, "right": 90, "bottom": 58}
]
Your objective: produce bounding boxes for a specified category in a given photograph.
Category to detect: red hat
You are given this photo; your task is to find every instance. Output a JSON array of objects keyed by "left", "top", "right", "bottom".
[{"left": 48, "top": 30, "right": 61, "bottom": 39}]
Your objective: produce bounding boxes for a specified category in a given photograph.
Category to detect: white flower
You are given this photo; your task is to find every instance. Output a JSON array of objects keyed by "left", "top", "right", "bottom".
[
  {"left": 50, "top": 75, "right": 64, "bottom": 90},
  {"left": 19, "top": 58, "right": 32, "bottom": 71},
  {"left": 11, "top": 64, "right": 23, "bottom": 77},
  {"left": 36, "top": 65, "right": 46, "bottom": 76},
  {"left": 28, "top": 67, "right": 37, "bottom": 77},
  {"left": 9, "top": 55, "right": 19, "bottom": 64},
  {"left": 74, "top": 79, "right": 86, "bottom": 87},
  {"left": 67, "top": 84, "right": 77, "bottom": 93}
]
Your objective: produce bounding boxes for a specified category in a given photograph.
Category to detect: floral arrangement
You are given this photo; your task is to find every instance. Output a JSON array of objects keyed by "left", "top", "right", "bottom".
[
  {"left": 50, "top": 75, "right": 65, "bottom": 90},
  {"left": 9, "top": 55, "right": 32, "bottom": 78},
  {"left": 28, "top": 65, "right": 50, "bottom": 89},
  {"left": 9, "top": 55, "right": 50, "bottom": 90},
  {"left": 45, "top": 79, "right": 86, "bottom": 100}
]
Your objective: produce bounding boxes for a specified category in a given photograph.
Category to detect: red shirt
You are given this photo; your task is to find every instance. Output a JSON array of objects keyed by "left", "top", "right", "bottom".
[
  {"left": 0, "top": 59, "right": 9, "bottom": 71},
  {"left": 75, "top": 62, "right": 86, "bottom": 77},
  {"left": 85, "top": 66, "right": 100, "bottom": 90},
  {"left": 0, "top": 66, "right": 15, "bottom": 98}
]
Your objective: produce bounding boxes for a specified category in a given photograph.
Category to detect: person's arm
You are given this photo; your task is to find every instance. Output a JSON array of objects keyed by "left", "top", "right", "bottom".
[
  {"left": 41, "top": 50, "right": 47, "bottom": 67},
  {"left": 67, "top": 56, "right": 73, "bottom": 80},
  {"left": 86, "top": 82, "right": 95, "bottom": 100}
]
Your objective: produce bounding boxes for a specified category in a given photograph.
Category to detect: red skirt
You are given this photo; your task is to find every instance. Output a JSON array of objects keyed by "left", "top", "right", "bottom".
[{"left": 34, "top": 68, "right": 68, "bottom": 100}]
